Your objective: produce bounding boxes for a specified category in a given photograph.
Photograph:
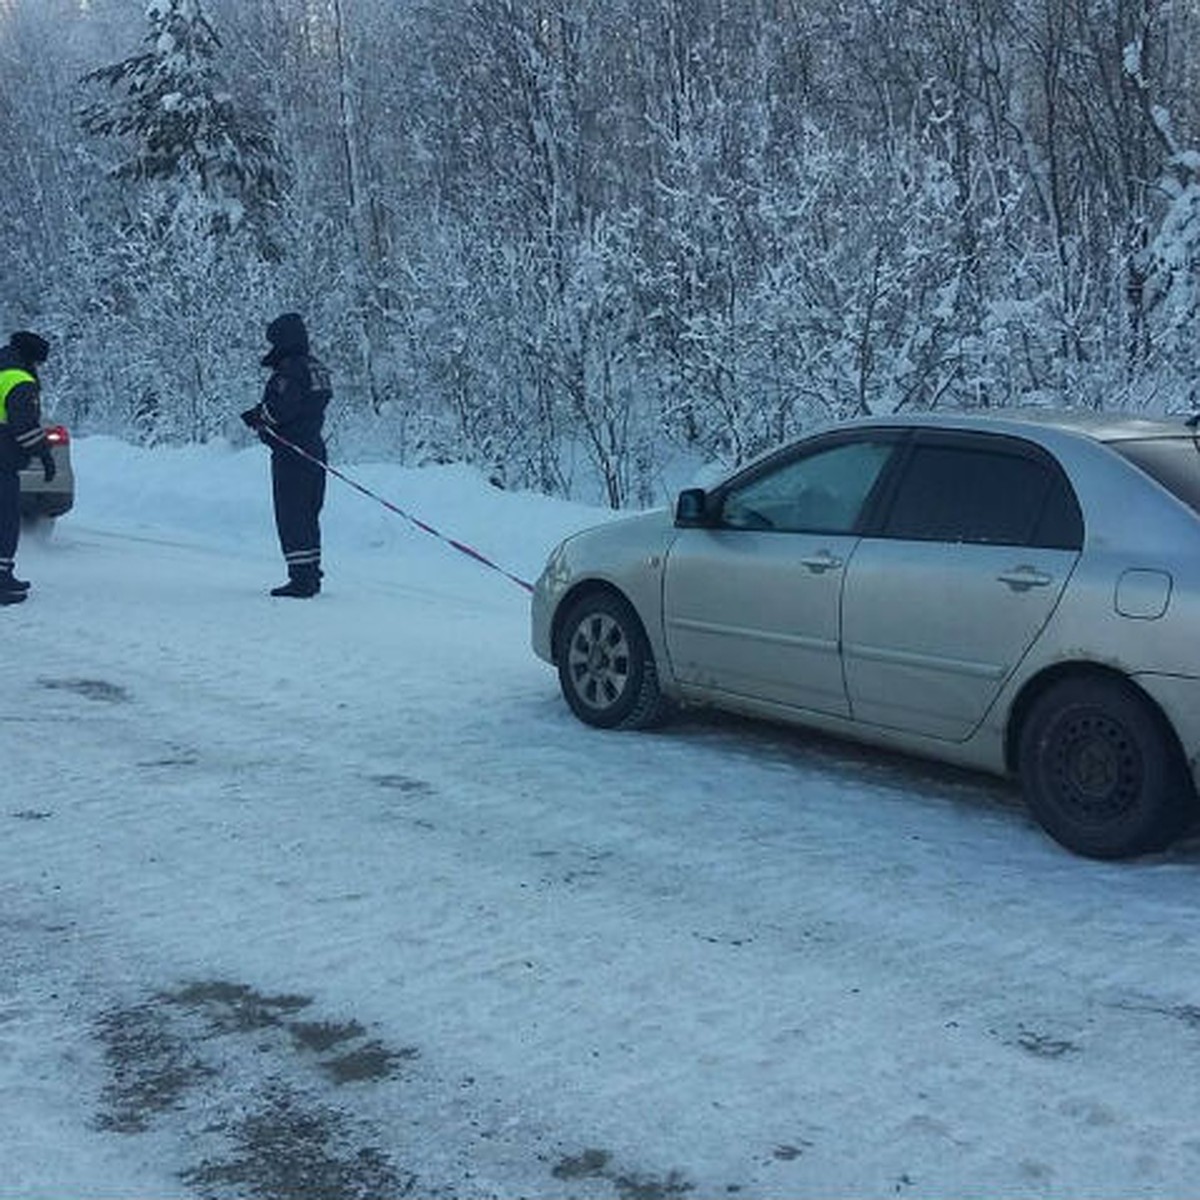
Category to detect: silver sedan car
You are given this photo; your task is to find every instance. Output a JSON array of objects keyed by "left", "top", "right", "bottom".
[
  {"left": 18, "top": 424, "right": 75, "bottom": 522},
  {"left": 532, "top": 411, "right": 1200, "bottom": 860}
]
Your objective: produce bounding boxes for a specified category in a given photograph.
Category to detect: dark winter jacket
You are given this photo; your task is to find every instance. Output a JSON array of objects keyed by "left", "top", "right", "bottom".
[
  {"left": 0, "top": 345, "right": 48, "bottom": 473},
  {"left": 255, "top": 314, "right": 332, "bottom": 455}
]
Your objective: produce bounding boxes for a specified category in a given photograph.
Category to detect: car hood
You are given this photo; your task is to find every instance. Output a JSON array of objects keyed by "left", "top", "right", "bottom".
[{"left": 557, "top": 506, "right": 677, "bottom": 559}]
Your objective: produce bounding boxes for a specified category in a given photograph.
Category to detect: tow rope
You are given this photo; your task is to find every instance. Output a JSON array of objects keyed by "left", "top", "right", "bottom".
[{"left": 262, "top": 427, "right": 535, "bottom": 594}]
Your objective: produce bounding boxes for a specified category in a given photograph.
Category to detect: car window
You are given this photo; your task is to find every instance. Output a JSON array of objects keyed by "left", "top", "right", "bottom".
[
  {"left": 1112, "top": 437, "right": 1200, "bottom": 516},
  {"left": 881, "top": 438, "right": 1083, "bottom": 549},
  {"left": 720, "top": 440, "right": 894, "bottom": 533}
]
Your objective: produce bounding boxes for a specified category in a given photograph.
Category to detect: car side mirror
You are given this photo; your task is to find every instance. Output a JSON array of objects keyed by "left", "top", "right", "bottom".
[{"left": 675, "top": 487, "right": 713, "bottom": 527}]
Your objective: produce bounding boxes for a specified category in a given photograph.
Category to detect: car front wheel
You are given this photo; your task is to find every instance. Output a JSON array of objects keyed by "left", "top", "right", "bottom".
[
  {"left": 1018, "top": 675, "right": 1194, "bottom": 859},
  {"left": 556, "top": 591, "right": 667, "bottom": 730}
]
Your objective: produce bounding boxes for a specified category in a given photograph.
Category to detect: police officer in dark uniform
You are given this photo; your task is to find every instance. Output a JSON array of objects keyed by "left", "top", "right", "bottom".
[
  {"left": 241, "top": 313, "right": 333, "bottom": 598},
  {"left": 0, "top": 331, "right": 55, "bottom": 606}
]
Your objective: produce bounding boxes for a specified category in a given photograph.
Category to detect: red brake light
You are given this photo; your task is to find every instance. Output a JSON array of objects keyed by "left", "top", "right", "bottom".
[{"left": 45, "top": 425, "right": 69, "bottom": 445}]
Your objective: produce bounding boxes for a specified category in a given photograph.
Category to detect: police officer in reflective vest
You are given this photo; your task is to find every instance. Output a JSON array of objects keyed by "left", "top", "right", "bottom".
[
  {"left": 240, "top": 313, "right": 332, "bottom": 598},
  {"left": 0, "top": 331, "right": 55, "bottom": 605}
]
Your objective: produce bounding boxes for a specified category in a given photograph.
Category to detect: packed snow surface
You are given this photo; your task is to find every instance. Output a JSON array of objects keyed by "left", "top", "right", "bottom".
[{"left": 4, "top": 437, "right": 1200, "bottom": 1199}]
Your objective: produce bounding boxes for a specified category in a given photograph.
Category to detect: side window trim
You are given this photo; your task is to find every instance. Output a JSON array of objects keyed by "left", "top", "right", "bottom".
[{"left": 854, "top": 429, "right": 914, "bottom": 536}]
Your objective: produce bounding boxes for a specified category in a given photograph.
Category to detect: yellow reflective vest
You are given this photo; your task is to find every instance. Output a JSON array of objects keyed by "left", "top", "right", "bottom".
[{"left": 0, "top": 368, "right": 36, "bottom": 425}]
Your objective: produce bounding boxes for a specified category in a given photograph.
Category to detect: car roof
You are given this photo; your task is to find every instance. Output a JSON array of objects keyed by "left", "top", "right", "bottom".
[{"left": 829, "top": 407, "right": 1194, "bottom": 445}]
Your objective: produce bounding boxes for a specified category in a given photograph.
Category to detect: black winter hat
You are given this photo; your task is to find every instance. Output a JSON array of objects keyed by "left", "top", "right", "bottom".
[
  {"left": 260, "top": 312, "right": 309, "bottom": 366},
  {"left": 9, "top": 330, "right": 49, "bottom": 364}
]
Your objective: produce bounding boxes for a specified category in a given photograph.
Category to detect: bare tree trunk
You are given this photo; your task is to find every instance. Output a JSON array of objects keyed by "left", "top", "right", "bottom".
[{"left": 330, "top": 0, "right": 383, "bottom": 411}]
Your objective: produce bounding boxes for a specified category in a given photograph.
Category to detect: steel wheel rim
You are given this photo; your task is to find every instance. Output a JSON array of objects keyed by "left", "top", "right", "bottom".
[
  {"left": 566, "top": 611, "right": 632, "bottom": 711},
  {"left": 1046, "top": 711, "right": 1142, "bottom": 823}
]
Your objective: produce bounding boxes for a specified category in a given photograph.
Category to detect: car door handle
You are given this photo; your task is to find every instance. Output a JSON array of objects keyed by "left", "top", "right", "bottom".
[
  {"left": 997, "top": 566, "right": 1054, "bottom": 592},
  {"left": 801, "top": 551, "right": 844, "bottom": 574}
]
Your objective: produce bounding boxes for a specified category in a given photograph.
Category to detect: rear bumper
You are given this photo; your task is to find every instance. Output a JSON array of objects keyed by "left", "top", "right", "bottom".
[
  {"left": 19, "top": 489, "right": 73, "bottom": 518},
  {"left": 18, "top": 446, "right": 74, "bottom": 518}
]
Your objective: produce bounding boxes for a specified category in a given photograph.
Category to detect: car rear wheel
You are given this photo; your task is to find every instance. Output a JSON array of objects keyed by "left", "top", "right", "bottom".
[
  {"left": 557, "top": 590, "right": 667, "bottom": 730},
  {"left": 1018, "top": 675, "right": 1194, "bottom": 859}
]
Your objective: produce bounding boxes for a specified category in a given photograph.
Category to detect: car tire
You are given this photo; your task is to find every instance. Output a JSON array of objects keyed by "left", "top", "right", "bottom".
[
  {"left": 1018, "top": 675, "right": 1194, "bottom": 859},
  {"left": 557, "top": 590, "right": 668, "bottom": 730}
]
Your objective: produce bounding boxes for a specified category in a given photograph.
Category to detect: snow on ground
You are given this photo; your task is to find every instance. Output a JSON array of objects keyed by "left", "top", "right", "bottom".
[{"left": 5, "top": 436, "right": 1200, "bottom": 1199}]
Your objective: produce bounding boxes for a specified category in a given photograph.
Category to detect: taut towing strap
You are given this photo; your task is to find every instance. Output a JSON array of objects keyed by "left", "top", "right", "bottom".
[{"left": 262, "top": 427, "right": 535, "bottom": 594}]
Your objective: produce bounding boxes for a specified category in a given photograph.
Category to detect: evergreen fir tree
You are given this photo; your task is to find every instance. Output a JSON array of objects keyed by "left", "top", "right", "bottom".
[{"left": 80, "top": 0, "right": 283, "bottom": 240}]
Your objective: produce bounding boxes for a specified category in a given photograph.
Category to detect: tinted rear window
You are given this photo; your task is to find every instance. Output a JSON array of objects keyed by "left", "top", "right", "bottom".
[
  {"left": 882, "top": 441, "right": 1083, "bottom": 548},
  {"left": 1113, "top": 437, "right": 1200, "bottom": 515}
]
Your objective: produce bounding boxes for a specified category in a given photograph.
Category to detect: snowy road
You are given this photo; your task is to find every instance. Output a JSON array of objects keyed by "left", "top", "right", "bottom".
[{"left": 5, "top": 442, "right": 1200, "bottom": 1199}]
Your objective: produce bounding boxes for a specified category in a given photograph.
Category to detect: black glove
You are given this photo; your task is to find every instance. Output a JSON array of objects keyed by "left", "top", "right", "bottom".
[
  {"left": 39, "top": 448, "right": 56, "bottom": 483},
  {"left": 240, "top": 407, "right": 264, "bottom": 430}
]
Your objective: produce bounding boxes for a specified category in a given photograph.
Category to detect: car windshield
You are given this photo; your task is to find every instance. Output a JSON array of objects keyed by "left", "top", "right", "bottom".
[{"left": 1112, "top": 436, "right": 1200, "bottom": 516}]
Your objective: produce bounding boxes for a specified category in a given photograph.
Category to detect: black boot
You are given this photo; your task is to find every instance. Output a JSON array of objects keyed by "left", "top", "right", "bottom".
[
  {"left": 270, "top": 564, "right": 320, "bottom": 598},
  {"left": 0, "top": 570, "right": 29, "bottom": 603}
]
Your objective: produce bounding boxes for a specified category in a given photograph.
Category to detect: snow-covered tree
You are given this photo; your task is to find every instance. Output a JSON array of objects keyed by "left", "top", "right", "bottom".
[
  {"left": 4, "top": 0, "right": 1200, "bottom": 483},
  {"left": 79, "top": 0, "right": 282, "bottom": 240}
]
